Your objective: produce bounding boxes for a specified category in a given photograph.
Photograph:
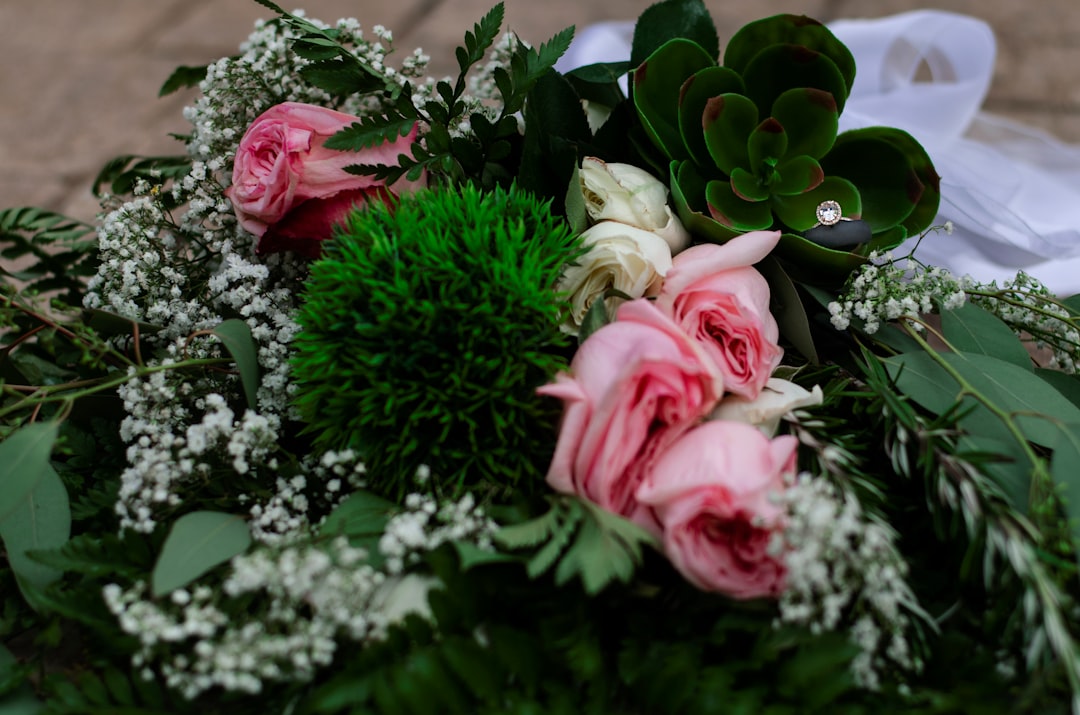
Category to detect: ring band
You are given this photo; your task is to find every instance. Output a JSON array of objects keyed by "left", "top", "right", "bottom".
[{"left": 811, "top": 200, "right": 852, "bottom": 228}]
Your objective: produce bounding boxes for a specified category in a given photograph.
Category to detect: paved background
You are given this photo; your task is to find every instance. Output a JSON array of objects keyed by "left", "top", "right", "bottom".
[{"left": 2, "top": 0, "right": 1078, "bottom": 221}]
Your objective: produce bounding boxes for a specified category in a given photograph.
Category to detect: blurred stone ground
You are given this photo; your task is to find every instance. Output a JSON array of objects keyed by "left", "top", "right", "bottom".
[{"left": 1, "top": 0, "right": 1078, "bottom": 220}]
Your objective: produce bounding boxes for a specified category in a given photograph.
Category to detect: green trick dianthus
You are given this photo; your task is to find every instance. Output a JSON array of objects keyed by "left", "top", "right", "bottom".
[{"left": 291, "top": 184, "right": 582, "bottom": 499}]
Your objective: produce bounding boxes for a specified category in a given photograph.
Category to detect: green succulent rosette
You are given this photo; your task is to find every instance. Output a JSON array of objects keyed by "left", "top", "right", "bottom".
[{"left": 633, "top": 14, "right": 941, "bottom": 285}]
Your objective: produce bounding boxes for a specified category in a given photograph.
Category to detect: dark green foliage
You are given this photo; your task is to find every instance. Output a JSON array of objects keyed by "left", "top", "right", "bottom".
[
  {"left": 92, "top": 155, "right": 192, "bottom": 209},
  {"left": 291, "top": 185, "right": 582, "bottom": 498},
  {"left": 0, "top": 207, "right": 97, "bottom": 304}
]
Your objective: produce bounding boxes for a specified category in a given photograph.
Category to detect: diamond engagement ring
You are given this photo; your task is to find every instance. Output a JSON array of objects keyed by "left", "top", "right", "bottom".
[{"left": 811, "top": 200, "right": 851, "bottom": 228}]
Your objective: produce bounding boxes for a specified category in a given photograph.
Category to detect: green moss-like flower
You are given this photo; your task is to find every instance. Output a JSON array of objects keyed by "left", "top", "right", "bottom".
[{"left": 291, "top": 185, "right": 582, "bottom": 498}]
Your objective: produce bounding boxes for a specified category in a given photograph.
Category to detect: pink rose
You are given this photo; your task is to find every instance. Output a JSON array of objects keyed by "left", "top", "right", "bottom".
[
  {"left": 655, "top": 230, "right": 783, "bottom": 400},
  {"left": 539, "top": 299, "right": 723, "bottom": 531},
  {"left": 226, "top": 101, "right": 424, "bottom": 257},
  {"left": 636, "top": 420, "right": 796, "bottom": 598}
]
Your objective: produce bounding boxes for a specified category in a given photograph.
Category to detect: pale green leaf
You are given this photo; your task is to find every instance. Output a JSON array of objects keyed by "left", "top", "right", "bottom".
[
  {"left": 211, "top": 319, "right": 260, "bottom": 410},
  {"left": 452, "top": 540, "right": 518, "bottom": 571},
  {"left": 0, "top": 464, "right": 70, "bottom": 602},
  {"left": 941, "top": 302, "right": 1032, "bottom": 370},
  {"left": 319, "top": 490, "right": 395, "bottom": 539},
  {"left": 151, "top": 511, "right": 251, "bottom": 597},
  {"left": 0, "top": 422, "right": 58, "bottom": 523}
]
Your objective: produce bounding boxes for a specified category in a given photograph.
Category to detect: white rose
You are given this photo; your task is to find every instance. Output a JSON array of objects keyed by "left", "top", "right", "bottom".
[
  {"left": 579, "top": 156, "right": 690, "bottom": 254},
  {"left": 710, "top": 378, "right": 823, "bottom": 437},
  {"left": 559, "top": 221, "right": 673, "bottom": 334}
]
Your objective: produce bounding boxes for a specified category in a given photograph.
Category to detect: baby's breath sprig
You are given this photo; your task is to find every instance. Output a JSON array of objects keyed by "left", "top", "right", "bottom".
[{"left": 827, "top": 250, "right": 970, "bottom": 334}]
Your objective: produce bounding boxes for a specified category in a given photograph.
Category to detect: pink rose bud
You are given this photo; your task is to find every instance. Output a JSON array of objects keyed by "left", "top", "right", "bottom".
[{"left": 226, "top": 101, "right": 424, "bottom": 257}]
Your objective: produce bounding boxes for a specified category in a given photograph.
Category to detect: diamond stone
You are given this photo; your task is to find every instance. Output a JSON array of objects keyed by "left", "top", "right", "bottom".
[{"left": 816, "top": 200, "right": 842, "bottom": 226}]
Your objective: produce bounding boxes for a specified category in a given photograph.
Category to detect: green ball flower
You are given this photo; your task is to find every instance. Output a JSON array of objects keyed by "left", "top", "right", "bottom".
[{"left": 291, "top": 185, "right": 582, "bottom": 498}]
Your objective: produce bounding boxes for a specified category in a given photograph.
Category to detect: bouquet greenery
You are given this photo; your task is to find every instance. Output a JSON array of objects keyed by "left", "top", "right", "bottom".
[{"left": 4, "top": 0, "right": 1080, "bottom": 712}]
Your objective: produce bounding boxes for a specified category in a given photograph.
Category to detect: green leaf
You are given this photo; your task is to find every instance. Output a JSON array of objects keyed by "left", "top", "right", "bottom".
[
  {"left": 704, "top": 180, "right": 772, "bottom": 231},
  {"left": 630, "top": 0, "right": 719, "bottom": 69},
  {"left": 701, "top": 93, "right": 757, "bottom": 175},
  {"left": 772, "top": 175, "right": 861, "bottom": 232},
  {"left": 773, "top": 154, "right": 824, "bottom": 196},
  {"left": 452, "top": 540, "right": 518, "bottom": 571},
  {"left": 822, "top": 132, "right": 919, "bottom": 232},
  {"left": 941, "top": 302, "right": 1032, "bottom": 370},
  {"left": 299, "top": 58, "right": 383, "bottom": 97},
  {"left": 770, "top": 87, "right": 839, "bottom": 160},
  {"left": 723, "top": 14, "right": 856, "bottom": 97},
  {"left": 151, "top": 511, "right": 251, "bottom": 597},
  {"left": 0, "top": 422, "right": 58, "bottom": 523},
  {"left": 554, "top": 500, "right": 658, "bottom": 594},
  {"left": 885, "top": 350, "right": 1080, "bottom": 448},
  {"left": 956, "top": 434, "right": 1031, "bottom": 512},
  {"left": 319, "top": 490, "right": 396, "bottom": 539},
  {"left": 1049, "top": 423, "right": 1080, "bottom": 558},
  {"left": 1036, "top": 368, "right": 1080, "bottom": 410},
  {"left": 740, "top": 44, "right": 848, "bottom": 117},
  {"left": 677, "top": 66, "right": 745, "bottom": 161},
  {"left": 210, "top": 319, "right": 260, "bottom": 410},
  {"left": 159, "top": 64, "right": 208, "bottom": 97},
  {"left": 565, "top": 62, "right": 629, "bottom": 107},
  {"left": 633, "top": 39, "right": 716, "bottom": 162},
  {"left": 847, "top": 126, "right": 940, "bottom": 237},
  {"left": 325, "top": 108, "right": 418, "bottom": 152},
  {"left": 0, "top": 645, "right": 42, "bottom": 715},
  {"left": 0, "top": 464, "right": 70, "bottom": 602},
  {"left": 577, "top": 292, "right": 611, "bottom": 344},
  {"left": 563, "top": 163, "right": 588, "bottom": 235},
  {"left": 760, "top": 259, "right": 818, "bottom": 364}
]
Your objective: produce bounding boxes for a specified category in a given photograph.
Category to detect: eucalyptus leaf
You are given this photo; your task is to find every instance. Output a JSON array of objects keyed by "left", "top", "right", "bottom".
[
  {"left": 758, "top": 258, "right": 818, "bottom": 364},
  {"left": 151, "top": 511, "right": 252, "bottom": 597},
  {"left": 1036, "top": 368, "right": 1080, "bottom": 410},
  {"left": 0, "top": 465, "right": 70, "bottom": 607},
  {"left": 0, "top": 422, "right": 58, "bottom": 524},
  {"left": 956, "top": 434, "right": 1031, "bottom": 513},
  {"left": 941, "top": 302, "right": 1032, "bottom": 370},
  {"left": 319, "top": 490, "right": 396, "bottom": 539},
  {"left": 210, "top": 319, "right": 261, "bottom": 410}
]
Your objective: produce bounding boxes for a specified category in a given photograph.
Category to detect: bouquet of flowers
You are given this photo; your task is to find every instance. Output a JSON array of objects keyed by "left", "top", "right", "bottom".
[{"left": 4, "top": 0, "right": 1080, "bottom": 712}]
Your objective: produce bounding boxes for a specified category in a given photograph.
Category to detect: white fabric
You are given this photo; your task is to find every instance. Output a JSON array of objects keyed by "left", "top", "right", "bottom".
[{"left": 556, "top": 13, "right": 1080, "bottom": 295}]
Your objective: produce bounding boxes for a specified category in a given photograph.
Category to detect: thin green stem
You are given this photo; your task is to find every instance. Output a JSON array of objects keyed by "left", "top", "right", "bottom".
[{"left": 0, "top": 357, "right": 231, "bottom": 422}]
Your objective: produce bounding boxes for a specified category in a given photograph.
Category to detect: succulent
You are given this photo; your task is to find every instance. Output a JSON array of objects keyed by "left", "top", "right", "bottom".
[{"left": 634, "top": 14, "right": 940, "bottom": 284}]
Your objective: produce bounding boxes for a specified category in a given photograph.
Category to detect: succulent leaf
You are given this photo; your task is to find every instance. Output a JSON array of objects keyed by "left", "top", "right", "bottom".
[
  {"left": 634, "top": 38, "right": 716, "bottom": 161},
  {"left": 723, "top": 14, "right": 856, "bottom": 95},
  {"left": 773, "top": 154, "right": 824, "bottom": 196},
  {"left": 832, "top": 127, "right": 941, "bottom": 236},
  {"left": 747, "top": 118, "right": 788, "bottom": 182},
  {"left": 771, "top": 175, "right": 861, "bottom": 231},
  {"left": 706, "top": 179, "right": 774, "bottom": 230},
  {"left": 741, "top": 44, "right": 849, "bottom": 115},
  {"left": 770, "top": 87, "right": 839, "bottom": 159},
  {"left": 701, "top": 93, "right": 758, "bottom": 174},
  {"left": 670, "top": 160, "right": 742, "bottom": 242},
  {"left": 821, "top": 134, "right": 919, "bottom": 232},
  {"left": 678, "top": 66, "right": 745, "bottom": 161},
  {"left": 774, "top": 231, "right": 869, "bottom": 284},
  {"left": 730, "top": 166, "right": 771, "bottom": 202}
]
